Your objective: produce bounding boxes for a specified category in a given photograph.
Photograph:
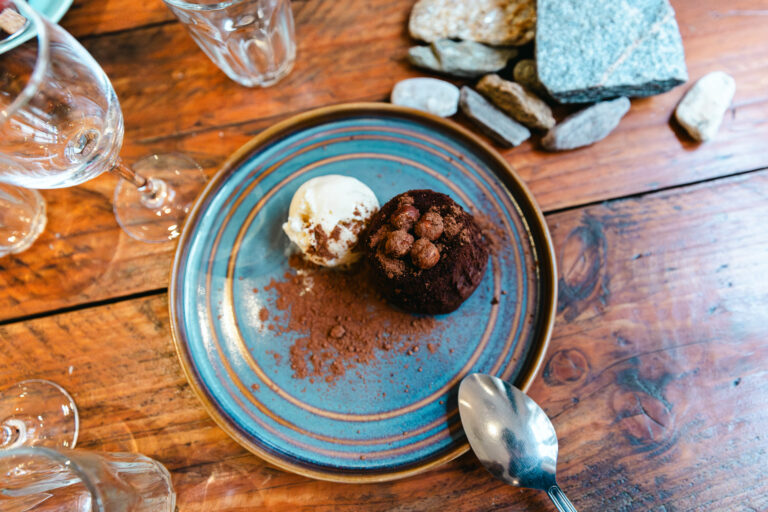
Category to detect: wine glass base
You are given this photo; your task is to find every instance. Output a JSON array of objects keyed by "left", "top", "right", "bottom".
[
  {"left": 0, "top": 379, "right": 79, "bottom": 450},
  {"left": 0, "top": 186, "right": 46, "bottom": 257},
  {"left": 113, "top": 154, "right": 207, "bottom": 243}
]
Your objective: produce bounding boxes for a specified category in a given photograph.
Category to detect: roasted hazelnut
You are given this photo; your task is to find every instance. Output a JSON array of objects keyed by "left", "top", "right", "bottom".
[
  {"left": 391, "top": 205, "right": 420, "bottom": 230},
  {"left": 414, "top": 211, "right": 444, "bottom": 241},
  {"left": 328, "top": 325, "right": 346, "bottom": 339},
  {"left": 385, "top": 230, "right": 414, "bottom": 257},
  {"left": 411, "top": 238, "right": 440, "bottom": 269}
]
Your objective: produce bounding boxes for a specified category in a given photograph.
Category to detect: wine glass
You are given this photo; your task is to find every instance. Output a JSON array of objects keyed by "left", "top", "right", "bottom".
[
  {"left": 0, "top": 447, "right": 176, "bottom": 511},
  {"left": 0, "top": 380, "right": 78, "bottom": 450},
  {"left": 0, "top": 0, "right": 206, "bottom": 243}
]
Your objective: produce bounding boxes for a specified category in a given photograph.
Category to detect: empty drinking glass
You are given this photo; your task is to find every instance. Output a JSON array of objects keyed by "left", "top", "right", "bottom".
[
  {"left": 0, "top": 0, "right": 206, "bottom": 243},
  {"left": 0, "top": 184, "right": 46, "bottom": 257},
  {"left": 0, "top": 447, "right": 176, "bottom": 511},
  {"left": 163, "top": 0, "right": 296, "bottom": 87}
]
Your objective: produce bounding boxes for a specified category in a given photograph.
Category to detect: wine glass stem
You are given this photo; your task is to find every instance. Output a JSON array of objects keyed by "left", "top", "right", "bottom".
[
  {"left": 110, "top": 159, "right": 147, "bottom": 188},
  {"left": 109, "top": 159, "right": 171, "bottom": 210}
]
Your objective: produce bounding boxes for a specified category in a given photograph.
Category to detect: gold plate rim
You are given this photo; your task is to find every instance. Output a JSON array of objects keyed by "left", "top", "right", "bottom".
[{"left": 168, "top": 102, "right": 558, "bottom": 483}]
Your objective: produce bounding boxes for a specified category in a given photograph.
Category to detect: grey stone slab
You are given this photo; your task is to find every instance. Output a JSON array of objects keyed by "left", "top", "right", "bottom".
[
  {"left": 542, "top": 97, "right": 631, "bottom": 151},
  {"left": 409, "top": 40, "right": 517, "bottom": 78},
  {"left": 536, "top": 0, "right": 688, "bottom": 103},
  {"left": 459, "top": 87, "right": 531, "bottom": 147}
]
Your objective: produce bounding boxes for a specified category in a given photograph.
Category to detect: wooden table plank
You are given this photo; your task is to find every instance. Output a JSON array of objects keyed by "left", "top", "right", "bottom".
[
  {"left": 83, "top": 1, "right": 415, "bottom": 142},
  {"left": 2, "top": 2, "right": 767, "bottom": 315},
  {"left": 62, "top": 0, "right": 173, "bottom": 38},
  {"left": 2, "top": 171, "right": 766, "bottom": 510},
  {"left": 86, "top": 0, "right": 768, "bottom": 157},
  {"left": 61, "top": 0, "right": 312, "bottom": 39}
]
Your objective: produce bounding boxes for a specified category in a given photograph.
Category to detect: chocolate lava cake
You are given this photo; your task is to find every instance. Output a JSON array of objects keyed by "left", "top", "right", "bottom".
[{"left": 361, "top": 190, "right": 489, "bottom": 315}]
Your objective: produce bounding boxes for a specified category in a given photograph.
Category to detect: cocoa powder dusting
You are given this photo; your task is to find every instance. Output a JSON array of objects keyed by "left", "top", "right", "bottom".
[
  {"left": 474, "top": 214, "right": 508, "bottom": 256},
  {"left": 260, "top": 254, "right": 443, "bottom": 383},
  {"left": 308, "top": 225, "right": 335, "bottom": 261}
]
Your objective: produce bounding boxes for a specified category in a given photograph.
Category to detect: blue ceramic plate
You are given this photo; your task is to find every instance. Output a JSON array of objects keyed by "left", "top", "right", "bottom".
[
  {"left": 0, "top": 0, "right": 73, "bottom": 54},
  {"left": 170, "top": 103, "right": 557, "bottom": 482}
]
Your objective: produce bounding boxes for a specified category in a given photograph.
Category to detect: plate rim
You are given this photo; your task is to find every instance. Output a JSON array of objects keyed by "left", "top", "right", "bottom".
[{"left": 168, "top": 102, "right": 558, "bottom": 483}]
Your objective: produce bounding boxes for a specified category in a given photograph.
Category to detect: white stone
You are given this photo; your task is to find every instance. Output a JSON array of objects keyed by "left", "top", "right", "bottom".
[
  {"left": 0, "top": 8, "right": 27, "bottom": 34},
  {"left": 409, "top": 0, "right": 535, "bottom": 46},
  {"left": 675, "top": 71, "right": 735, "bottom": 142},
  {"left": 391, "top": 78, "right": 460, "bottom": 117}
]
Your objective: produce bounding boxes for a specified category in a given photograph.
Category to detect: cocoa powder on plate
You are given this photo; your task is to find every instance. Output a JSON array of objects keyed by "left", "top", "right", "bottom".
[{"left": 260, "top": 254, "right": 444, "bottom": 383}]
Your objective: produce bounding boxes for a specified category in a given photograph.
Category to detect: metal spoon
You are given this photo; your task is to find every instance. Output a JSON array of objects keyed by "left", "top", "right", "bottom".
[{"left": 458, "top": 373, "right": 578, "bottom": 512}]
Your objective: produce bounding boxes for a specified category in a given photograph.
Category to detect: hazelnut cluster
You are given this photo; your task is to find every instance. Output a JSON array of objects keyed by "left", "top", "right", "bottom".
[{"left": 381, "top": 199, "right": 444, "bottom": 270}]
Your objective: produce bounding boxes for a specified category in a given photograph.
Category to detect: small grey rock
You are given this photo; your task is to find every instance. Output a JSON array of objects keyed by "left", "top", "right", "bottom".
[
  {"left": 391, "top": 77, "right": 460, "bottom": 117},
  {"left": 542, "top": 97, "right": 631, "bottom": 151},
  {"left": 434, "top": 40, "right": 516, "bottom": 77},
  {"left": 409, "top": 40, "right": 517, "bottom": 78},
  {"left": 409, "top": 0, "right": 536, "bottom": 46},
  {"left": 459, "top": 87, "right": 531, "bottom": 147},
  {"left": 512, "top": 59, "right": 548, "bottom": 99},
  {"left": 536, "top": 0, "right": 688, "bottom": 103},
  {"left": 477, "top": 74, "right": 555, "bottom": 130},
  {"left": 675, "top": 71, "right": 735, "bottom": 142},
  {"left": 408, "top": 46, "right": 443, "bottom": 72}
]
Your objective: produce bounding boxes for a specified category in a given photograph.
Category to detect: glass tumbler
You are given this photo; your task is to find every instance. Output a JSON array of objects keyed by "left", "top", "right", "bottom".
[
  {"left": 0, "top": 447, "right": 175, "bottom": 511},
  {"left": 163, "top": 0, "right": 296, "bottom": 87}
]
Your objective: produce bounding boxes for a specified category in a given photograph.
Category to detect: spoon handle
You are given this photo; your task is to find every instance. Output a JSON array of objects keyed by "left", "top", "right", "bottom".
[{"left": 547, "top": 484, "right": 578, "bottom": 512}]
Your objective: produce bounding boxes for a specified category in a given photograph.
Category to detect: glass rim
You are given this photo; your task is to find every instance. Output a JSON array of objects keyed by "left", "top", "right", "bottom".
[
  {"left": 161, "top": 0, "right": 256, "bottom": 11},
  {"left": 0, "top": 446, "right": 104, "bottom": 512},
  {"left": 0, "top": 0, "right": 50, "bottom": 127}
]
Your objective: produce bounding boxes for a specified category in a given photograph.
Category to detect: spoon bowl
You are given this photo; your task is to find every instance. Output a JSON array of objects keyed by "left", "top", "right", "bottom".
[{"left": 458, "top": 373, "right": 577, "bottom": 512}]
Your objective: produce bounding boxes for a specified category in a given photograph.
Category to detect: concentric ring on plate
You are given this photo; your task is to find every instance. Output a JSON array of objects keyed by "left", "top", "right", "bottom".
[{"left": 169, "top": 103, "right": 557, "bottom": 482}]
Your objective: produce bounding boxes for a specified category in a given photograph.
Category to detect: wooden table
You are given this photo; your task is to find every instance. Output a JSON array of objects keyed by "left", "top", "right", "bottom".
[{"left": 2, "top": 0, "right": 767, "bottom": 509}]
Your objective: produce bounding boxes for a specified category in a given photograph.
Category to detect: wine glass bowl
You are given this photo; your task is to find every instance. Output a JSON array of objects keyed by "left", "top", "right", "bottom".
[
  {"left": 0, "top": 447, "right": 176, "bottom": 511},
  {"left": 0, "top": 10, "right": 123, "bottom": 190},
  {"left": 0, "top": 0, "right": 205, "bottom": 243}
]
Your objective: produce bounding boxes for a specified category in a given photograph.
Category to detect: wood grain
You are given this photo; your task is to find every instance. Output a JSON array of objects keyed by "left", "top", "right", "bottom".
[
  {"left": 90, "top": 0, "right": 768, "bottom": 201},
  {"left": 61, "top": 0, "right": 311, "bottom": 39},
  {"left": 2, "top": 171, "right": 766, "bottom": 510},
  {"left": 3, "top": 1, "right": 766, "bottom": 509},
  {"left": 61, "top": 0, "right": 173, "bottom": 38},
  {"left": 1, "top": 0, "right": 766, "bottom": 320}
]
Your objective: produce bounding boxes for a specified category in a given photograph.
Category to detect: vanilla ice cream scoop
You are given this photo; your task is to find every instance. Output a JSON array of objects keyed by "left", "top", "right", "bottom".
[{"left": 283, "top": 175, "right": 379, "bottom": 267}]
